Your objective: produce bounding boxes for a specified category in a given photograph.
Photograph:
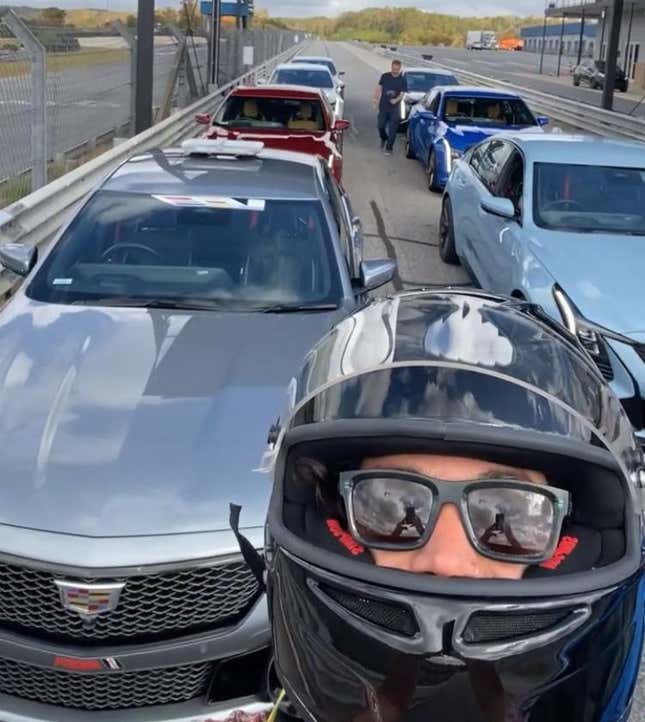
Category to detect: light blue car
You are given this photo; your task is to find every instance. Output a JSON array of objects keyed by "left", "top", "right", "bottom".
[{"left": 442, "top": 133, "right": 645, "bottom": 444}]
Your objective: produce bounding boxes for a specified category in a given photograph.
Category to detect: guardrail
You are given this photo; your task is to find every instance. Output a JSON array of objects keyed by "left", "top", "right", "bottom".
[
  {"left": 373, "top": 45, "right": 645, "bottom": 142},
  {"left": 0, "top": 41, "right": 306, "bottom": 296}
]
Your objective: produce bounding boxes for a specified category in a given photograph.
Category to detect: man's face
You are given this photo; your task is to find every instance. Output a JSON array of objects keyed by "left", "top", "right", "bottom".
[
  {"left": 391, "top": 62, "right": 402, "bottom": 77},
  {"left": 360, "top": 453, "right": 547, "bottom": 579}
]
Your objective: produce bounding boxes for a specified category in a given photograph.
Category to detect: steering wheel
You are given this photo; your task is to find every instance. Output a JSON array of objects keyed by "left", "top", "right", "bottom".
[
  {"left": 543, "top": 199, "right": 584, "bottom": 212},
  {"left": 100, "top": 243, "right": 161, "bottom": 264}
]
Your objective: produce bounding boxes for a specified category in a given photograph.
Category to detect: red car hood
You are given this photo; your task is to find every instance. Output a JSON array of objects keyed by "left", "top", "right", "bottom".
[{"left": 205, "top": 125, "right": 339, "bottom": 161}]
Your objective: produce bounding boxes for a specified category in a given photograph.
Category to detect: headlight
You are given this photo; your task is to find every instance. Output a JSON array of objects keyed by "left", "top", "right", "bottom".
[
  {"left": 443, "top": 141, "right": 461, "bottom": 173},
  {"left": 552, "top": 285, "right": 614, "bottom": 381}
]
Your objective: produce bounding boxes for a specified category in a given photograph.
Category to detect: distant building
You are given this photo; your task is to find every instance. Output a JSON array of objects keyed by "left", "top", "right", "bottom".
[{"left": 521, "top": 22, "right": 597, "bottom": 57}]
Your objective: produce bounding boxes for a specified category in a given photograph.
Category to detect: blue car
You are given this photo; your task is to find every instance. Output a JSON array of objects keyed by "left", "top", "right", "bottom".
[
  {"left": 442, "top": 132, "right": 645, "bottom": 445},
  {"left": 405, "top": 86, "right": 549, "bottom": 191}
]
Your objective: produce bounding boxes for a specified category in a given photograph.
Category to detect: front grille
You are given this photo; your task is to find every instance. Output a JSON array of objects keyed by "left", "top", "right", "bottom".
[
  {"left": 461, "top": 608, "right": 573, "bottom": 644},
  {"left": 0, "top": 657, "right": 212, "bottom": 710},
  {"left": 0, "top": 559, "right": 260, "bottom": 642},
  {"left": 579, "top": 336, "right": 614, "bottom": 381}
]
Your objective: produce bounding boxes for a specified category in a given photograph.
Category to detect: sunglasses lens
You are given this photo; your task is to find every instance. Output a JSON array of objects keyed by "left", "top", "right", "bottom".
[
  {"left": 467, "top": 488, "right": 556, "bottom": 557},
  {"left": 352, "top": 477, "right": 433, "bottom": 546}
]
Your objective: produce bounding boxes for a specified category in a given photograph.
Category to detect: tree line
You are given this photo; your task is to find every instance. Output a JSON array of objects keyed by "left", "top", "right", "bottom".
[{"left": 277, "top": 8, "right": 548, "bottom": 46}]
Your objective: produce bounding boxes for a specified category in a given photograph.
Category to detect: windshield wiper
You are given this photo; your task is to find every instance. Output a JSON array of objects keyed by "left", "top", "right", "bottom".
[
  {"left": 254, "top": 303, "right": 339, "bottom": 313},
  {"left": 71, "top": 297, "right": 235, "bottom": 311}
]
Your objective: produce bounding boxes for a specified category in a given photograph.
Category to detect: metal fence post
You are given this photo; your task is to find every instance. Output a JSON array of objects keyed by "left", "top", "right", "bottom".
[
  {"left": 2, "top": 10, "right": 47, "bottom": 190},
  {"left": 114, "top": 21, "right": 137, "bottom": 137}
]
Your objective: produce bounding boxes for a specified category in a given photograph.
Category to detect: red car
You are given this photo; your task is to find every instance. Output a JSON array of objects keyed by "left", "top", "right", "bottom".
[{"left": 195, "top": 85, "right": 349, "bottom": 181}]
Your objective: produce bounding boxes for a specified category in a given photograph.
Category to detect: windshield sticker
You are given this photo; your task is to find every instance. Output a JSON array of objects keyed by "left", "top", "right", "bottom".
[
  {"left": 152, "top": 195, "right": 266, "bottom": 211},
  {"left": 52, "top": 278, "right": 73, "bottom": 285}
]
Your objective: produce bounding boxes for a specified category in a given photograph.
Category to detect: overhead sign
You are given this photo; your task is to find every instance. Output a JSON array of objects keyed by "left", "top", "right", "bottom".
[{"left": 200, "top": 1, "right": 251, "bottom": 17}]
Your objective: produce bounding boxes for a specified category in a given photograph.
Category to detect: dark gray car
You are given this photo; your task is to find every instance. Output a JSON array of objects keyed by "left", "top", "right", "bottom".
[{"left": 0, "top": 139, "right": 395, "bottom": 721}]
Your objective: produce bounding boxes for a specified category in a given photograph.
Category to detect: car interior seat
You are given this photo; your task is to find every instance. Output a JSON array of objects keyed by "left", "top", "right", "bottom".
[
  {"left": 239, "top": 99, "right": 262, "bottom": 120},
  {"left": 288, "top": 102, "right": 321, "bottom": 131},
  {"left": 445, "top": 99, "right": 459, "bottom": 116}
]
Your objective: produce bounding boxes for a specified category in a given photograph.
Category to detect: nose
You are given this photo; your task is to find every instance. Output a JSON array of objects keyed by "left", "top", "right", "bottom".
[{"left": 408, "top": 504, "right": 486, "bottom": 578}]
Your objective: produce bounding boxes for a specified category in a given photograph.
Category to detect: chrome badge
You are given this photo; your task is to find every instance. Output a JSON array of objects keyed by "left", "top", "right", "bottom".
[{"left": 54, "top": 580, "right": 125, "bottom": 619}]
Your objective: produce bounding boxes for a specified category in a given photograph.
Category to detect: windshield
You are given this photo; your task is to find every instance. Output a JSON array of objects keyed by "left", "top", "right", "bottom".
[
  {"left": 443, "top": 96, "right": 535, "bottom": 126},
  {"left": 273, "top": 68, "right": 334, "bottom": 89},
  {"left": 215, "top": 95, "right": 326, "bottom": 131},
  {"left": 405, "top": 72, "right": 457, "bottom": 92},
  {"left": 534, "top": 163, "right": 645, "bottom": 235},
  {"left": 27, "top": 191, "right": 343, "bottom": 309},
  {"left": 297, "top": 58, "right": 337, "bottom": 76}
]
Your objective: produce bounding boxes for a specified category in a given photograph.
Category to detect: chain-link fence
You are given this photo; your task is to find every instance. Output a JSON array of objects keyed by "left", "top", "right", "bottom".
[{"left": 0, "top": 12, "right": 301, "bottom": 209}]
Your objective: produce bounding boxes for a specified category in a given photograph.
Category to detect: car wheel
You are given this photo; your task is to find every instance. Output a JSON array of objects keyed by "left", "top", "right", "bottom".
[
  {"left": 439, "top": 196, "right": 460, "bottom": 265},
  {"left": 405, "top": 130, "right": 415, "bottom": 159},
  {"left": 426, "top": 150, "right": 441, "bottom": 192},
  {"left": 573, "top": 76, "right": 580, "bottom": 86}
]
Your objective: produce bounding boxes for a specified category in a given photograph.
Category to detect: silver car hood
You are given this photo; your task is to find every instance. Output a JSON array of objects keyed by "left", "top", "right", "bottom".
[
  {"left": 529, "top": 231, "right": 645, "bottom": 334},
  {"left": 0, "top": 298, "right": 340, "bottom": 539}
]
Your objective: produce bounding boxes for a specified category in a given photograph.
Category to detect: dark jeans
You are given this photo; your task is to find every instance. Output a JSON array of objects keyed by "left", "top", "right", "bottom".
[{"left": 377, "top": 106, "right": 399, "bottom": 150}]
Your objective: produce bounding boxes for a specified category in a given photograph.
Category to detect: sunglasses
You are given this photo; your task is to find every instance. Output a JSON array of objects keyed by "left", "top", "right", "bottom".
[{"left": 338, "top": 470, "right": 571, "bottom": 565}]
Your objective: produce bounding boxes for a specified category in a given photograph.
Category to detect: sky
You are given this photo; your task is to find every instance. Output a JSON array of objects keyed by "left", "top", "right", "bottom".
[{"left": 10, "top": 0, "right": 548, "bottom": 16}]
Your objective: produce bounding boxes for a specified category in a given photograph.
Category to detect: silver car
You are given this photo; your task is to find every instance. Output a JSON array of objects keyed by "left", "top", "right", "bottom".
[
  {"left": 0, "top": 139, "right": 395, "bottom": 721},
  {"left": 441, "top": 132, "right": 645, "bottom": 445}
]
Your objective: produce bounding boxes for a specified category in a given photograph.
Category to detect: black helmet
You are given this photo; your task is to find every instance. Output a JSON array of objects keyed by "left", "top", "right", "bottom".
[{"left": 265, "top": 290, "right": 644, "bottom": 722}]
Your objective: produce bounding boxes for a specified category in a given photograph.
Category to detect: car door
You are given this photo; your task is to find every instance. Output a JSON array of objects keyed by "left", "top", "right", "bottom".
[
  {"left": 486, "top": 146, "right": 526, "bottom": 294},
  {"left": 321, "top": 161, "right": 357, "bottom": 288},
  {"left": 460, "top": 139, "right": 515, "bottom": 289},
  {"left": 414, "top": 91, "right": 440, "bottom": 162}
]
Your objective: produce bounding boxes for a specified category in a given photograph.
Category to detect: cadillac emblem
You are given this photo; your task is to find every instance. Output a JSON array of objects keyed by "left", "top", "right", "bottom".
[{"left": 54, "top": 580, "right": 125, "bottom": 619}]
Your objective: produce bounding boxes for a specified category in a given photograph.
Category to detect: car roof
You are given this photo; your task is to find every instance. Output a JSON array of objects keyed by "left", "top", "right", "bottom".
[
  {"left": 295, "top": 55, "right": 335, "bottom": 63},
  {"left": 276, "top": 63, "right": 333, "bottom": 74},
  {"left": 404, "top": 67, "right": 457, "bottom": 76},
  {"left": 500, "top": 133, "right": 645, "bottom": 168},
  {"left": 103, "top": 146, "right": 324, "bottom": 201},
  {"left": 230, "top": 85, "right": 325, "bottom": 100},
  {"left": 439, "top": 85, "right": 522, "bottom": 99}
]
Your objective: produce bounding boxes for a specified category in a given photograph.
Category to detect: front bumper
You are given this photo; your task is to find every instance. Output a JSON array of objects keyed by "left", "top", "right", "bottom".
[
  {"left": 0, "top": 595, "right": 271, "bottom": 721},
  {"left": 0, "top": 694, "right": 273, "bottom": 722}
]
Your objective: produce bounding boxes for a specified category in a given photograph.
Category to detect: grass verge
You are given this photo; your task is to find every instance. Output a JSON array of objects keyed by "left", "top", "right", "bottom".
[{"left": 0, "top": 48, "right": 128, "bottom": 79}]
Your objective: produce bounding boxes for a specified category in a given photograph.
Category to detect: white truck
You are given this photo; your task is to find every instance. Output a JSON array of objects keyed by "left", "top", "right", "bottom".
[{"left": 466, "top": 30, "right": 498, "bottom": 50}]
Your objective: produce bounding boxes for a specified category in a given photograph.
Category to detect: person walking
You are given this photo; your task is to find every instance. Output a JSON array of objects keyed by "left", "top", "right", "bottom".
[{"left": 373, "top": 60, "right": 408, "bottom": 155}]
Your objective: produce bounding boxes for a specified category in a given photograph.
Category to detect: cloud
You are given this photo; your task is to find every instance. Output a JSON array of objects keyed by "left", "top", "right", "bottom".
[{"left": 256, "top": 0, "right": 546, "bottom": 18}]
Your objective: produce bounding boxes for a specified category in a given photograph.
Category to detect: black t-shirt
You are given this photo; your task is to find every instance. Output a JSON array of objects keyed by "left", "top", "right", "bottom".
[{"left": 379, "top": 72, "right": 408, "bottom": 111}]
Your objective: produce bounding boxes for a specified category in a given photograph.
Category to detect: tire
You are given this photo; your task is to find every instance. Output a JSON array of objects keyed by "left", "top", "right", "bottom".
[
  {"left": 439, "top": 196, "right": 460, "bottom": 265},
  {"left": 573, "top": 77, "right": 580, "bottom": 87},
  {"left": 405, "top": 129, "right": 415, "bottom": 159},
  {"left": 426, "top": 150, "right": 441, "bottom": 192}
]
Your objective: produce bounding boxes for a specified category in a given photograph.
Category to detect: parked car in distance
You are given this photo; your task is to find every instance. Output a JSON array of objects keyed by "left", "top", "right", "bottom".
[
  {"left": 195, "top": 85, "right": 349, "bottom": 181},
  {"left": 399, "top": 67, "right": 459, "bottom": 129},
  {"left": 291, "top": 54, "right": 346, "bottom": 96},
  {"left": 573, "top": 58, "right": 628, "bottom": 92},
  {"left": 405, "top": 86, "right": 548, "bottom": 191},
  {"left": 0, "top": 138, "right": 395, "bottom": 722},
  {"left": 268, "top": 63, "right": 343, "bottom": 118},
  {"left": 441, "top": 133, "right": 645, "bottom": 444}
]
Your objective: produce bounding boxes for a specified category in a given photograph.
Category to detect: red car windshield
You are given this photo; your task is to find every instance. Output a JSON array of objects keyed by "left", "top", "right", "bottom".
[{"left": 215, "top": 96, "right": 327, "bottom": 132}]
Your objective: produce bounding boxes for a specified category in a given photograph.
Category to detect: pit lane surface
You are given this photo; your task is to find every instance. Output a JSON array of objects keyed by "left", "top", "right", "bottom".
[{"left": 312, "top": 40, "right": 645, "bottom": 720}]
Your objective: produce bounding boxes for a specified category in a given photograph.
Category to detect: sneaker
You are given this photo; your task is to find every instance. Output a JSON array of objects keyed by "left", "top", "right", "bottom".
[{"left": 383, "top": 148, "right": 393, "bottom": 156}]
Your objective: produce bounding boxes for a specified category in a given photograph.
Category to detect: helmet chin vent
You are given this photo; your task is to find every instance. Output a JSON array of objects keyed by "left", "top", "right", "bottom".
[
  {"left": 462, "top": 608, "right": 575, "bottom": 644},
  {"left": 318, "top": 583, "right": 419, "bottom": 637}
]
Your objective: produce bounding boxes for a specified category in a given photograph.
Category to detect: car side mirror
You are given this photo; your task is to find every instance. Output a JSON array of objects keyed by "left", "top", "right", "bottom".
[
  {"left": 195, "top": 113, "right": 211, "bottom": 125},
  {"left": 0, "top": 242, "right": 38, "bottom": 277},
  {"left": 536, "top": 115, "right": 549, "bottom": 127},
  {"left": 334, "top": 119, "right": 350, "bottom": 131},
  {"left": 358, "top": 259, "right": 397, "bottom": 293},
  {"left": 480, "top": 197, "right": 516, "bottom": 220},
  {"left": 338, "top": 70, "right": 346, "bottom": 76}
]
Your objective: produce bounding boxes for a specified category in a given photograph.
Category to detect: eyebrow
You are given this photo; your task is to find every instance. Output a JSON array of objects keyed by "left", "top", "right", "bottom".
[{"left": 382, "top": 466, "right": 533, "bottom": 483}]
